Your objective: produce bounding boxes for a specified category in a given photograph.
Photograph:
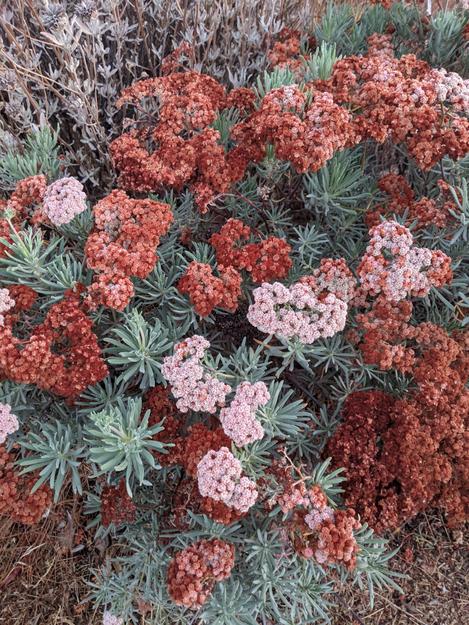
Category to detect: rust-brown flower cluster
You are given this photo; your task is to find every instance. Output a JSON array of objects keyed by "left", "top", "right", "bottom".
[
  {"left": 0, "top": 446, "right": 52, "bottom": 525},
  {"left": 167, "top": 538, "right": 235, "bottom": 608},
  {"left": 177, "top": 261, "right": 242, "bottom": 317},
  {"left": 85, "top": 190, "right": 173, "bottom": 310},
  {"left": 210, "top": 218, "right": 293, "bottom": 283},
  {"left": 100, "top": 480, "right": 137, "bottom": 527},
  {"left": 0, "top": 290, "right": 107, "bottom": 400},
  {"left": 110, "top": 71, "right": 256, "bottom": 212},
  {"left": 366, "top": 173, "right": 458, "bottom": 229},
  {"left": 316, "top": 34, "right": 469, "bottom": 169},
  {"left": 264, "top": 460, "right": 361, "bottom": 569},
  {"left": 326, "top": 326, "right": 469, "bottom": 532},
  {"left": 177, "top": 218, "right": 292, "bottom": 316}
]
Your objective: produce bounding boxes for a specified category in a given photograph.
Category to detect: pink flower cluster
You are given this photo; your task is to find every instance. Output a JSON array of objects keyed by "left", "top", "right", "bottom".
[
  {"left": 247, "top": 280, "right": 347, "bottom": 344},
  {"left": 162, "top": 336, "right": 230, "bottom": 413},
  {"left": 220, "top": 381, "right": 269, "bottom": 447},
  {"left": 304, "top": 504, "right": 335, "bottom": 531},
  {"left": 357, "top": 220, "right": 452, "bottom": 302},
  {"left": 0, "top": 288, "right": 15, "bottom": 326},
  {"left": 431, "top": 68, "right": 469, "bottom": 115},
  {"left": 0, "top": 402, "right": 19, "bottom": 444},
  {"left": 197, "top": 447, "right": 258, "bottom": 512},
  {"left": 313, "top": 258, "right": 357, "bottom": 304},
  {"left": 42, "top": 177, "right": 87, "bottom": 226},
  {"left": 102, "top": 612, "right": 123, "bottom": 625}
]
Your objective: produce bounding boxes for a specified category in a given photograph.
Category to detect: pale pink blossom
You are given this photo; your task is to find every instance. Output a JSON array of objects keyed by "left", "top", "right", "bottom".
[
  {"left": 247, "top": 280, "right": 347, "bottom": 344},
  {"left": 229, "top": 476, "right": 259, "bottom": 512},
  {"left": 102, "top": 611, "right": 123, "bottom": 625},
  {"left": 431, "top": 67, "right": 469, "bottom": 115},
  {"left": 220, "top": 381, "right": 269, "bottom": 447},
  {"left": 0, "top": 288, "right": 15, "bottom": 325},
  {"left": 304, "top": 506, "right": 335, "bottom": 531},
  {"left": 162, "top": 336, "right": 230, "bottom": 413},
  {"left": 0, "top": 402, "right": 19, "bottom": 444},
  {"left": 43, "top": 177, "right": 87, "bottom": 226},
  {"left": 264, "top": 85, "right": 306, "bottom": 112},
  {"left": 197, "top": 447, "right": 258, "bottom": 512}
]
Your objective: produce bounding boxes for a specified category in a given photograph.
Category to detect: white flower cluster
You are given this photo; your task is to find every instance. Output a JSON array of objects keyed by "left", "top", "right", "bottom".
[
  {"left": 220, "top": 381, "right": 269, "bottom": 447},
  {"left": 0, "top": 288, "right": 15, "bottom": 326},
  {"left": 247, "top": 281, "right": 347, "bottom": 344},
  {"left": 162, "top": 335, "right": 230, "bottom": 413},
  {"left": 197, "top": 447, "right": 258, "bottom": 512}
]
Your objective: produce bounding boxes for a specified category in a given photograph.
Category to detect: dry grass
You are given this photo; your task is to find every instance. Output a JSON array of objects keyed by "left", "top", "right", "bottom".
[
  {"left": 0, "top": 498, "right": 102, "bottom": 625},
  {"left": 331, "top": 512, "right": 468, "bottom": 625}
]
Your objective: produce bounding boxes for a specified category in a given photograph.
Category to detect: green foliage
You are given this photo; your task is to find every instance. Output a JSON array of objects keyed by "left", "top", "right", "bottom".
[
  {"left": 0, "top": 224, "right": 86, "bottom": 300},
  {"left": 314, "top": 2, "right": 354, "bottom": 50},
  {"left": 0, "top": 126, "right": 61, "bottom": 190},
  {"left": 85, "top": 397, "right": 166, "bottom": 495},
  {"left": 446, "top": 179, "right": 469, "bottom": 244},
  {"left": 352, "top": 525, "right": 404, "bottom": 607},
  {"left": 342, "top": 4, "right": 390, "bottom": 55},
  {"left": 303, "top": 41, "right": 341, "bottom": 81},
  {"left": 105, "top": 309, "right": 173, "bottom": 389},
  {"left": 17, "top": 420, "right": 84, "bottom": 502},
  {"left": 212, "top": 108, "right": 241, "bottom": 146},
  {"left": 426, "top": 10, "right": 468, "bottom": 70},
  {"left": 303, "top": 148, "right": 372, "bottom": 217},
  {"left": 255, "top": 66, "right": 296, "bottom": 99},
  {"left": 258, "top": 380, "right": 312, "bottom": 440}
]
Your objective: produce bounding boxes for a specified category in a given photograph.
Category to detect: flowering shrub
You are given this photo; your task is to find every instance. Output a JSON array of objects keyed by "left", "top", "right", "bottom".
[{"left": 1, "top": 3, "right": 468, "bottom": 625}]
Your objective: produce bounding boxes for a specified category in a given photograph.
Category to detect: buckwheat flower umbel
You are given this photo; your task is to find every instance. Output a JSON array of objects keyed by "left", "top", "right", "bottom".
[
  {"left": 167, "top": 539, "right": 235, "bottom": 608},
  {"left": 247, "top": 280, "right": 347, "bottom": 344},
  {"left": 229, "top": 476, "right": 259, "bottom": 512},
  {"left": 0, "top": 403, "right": 19, "bottom": 444},
  {"left": 162, "top": 336, "right": 230, "bottom": 413},
  {"left": 197, "top": 447, "right": 241, "bottom": 502},
  {"left": 357, "top": 221, "right": 452, "bottom": 301},
  {"left": 304, "top": 505, "right": 335, "bottom": 531},
  {"left": 220, "top": 381, "right": 269, "bottom": 447},
  {"left": 313, "top": 258, "right": 357, "bottom": 303},
  {"left": 102, "top": 611, "right": 123, "bottom": 625},
  {"left": 431, "top": 67, "right": 469, "bottom": 115},
  {"left": 0, "top": 288, "right": 15, "bottom": 325},
  {"left": 43, "top": 177, "right": 87, "bottom": 226},
  {"left": 197, "top": 447, "right": 258, "bottom": 512}
]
